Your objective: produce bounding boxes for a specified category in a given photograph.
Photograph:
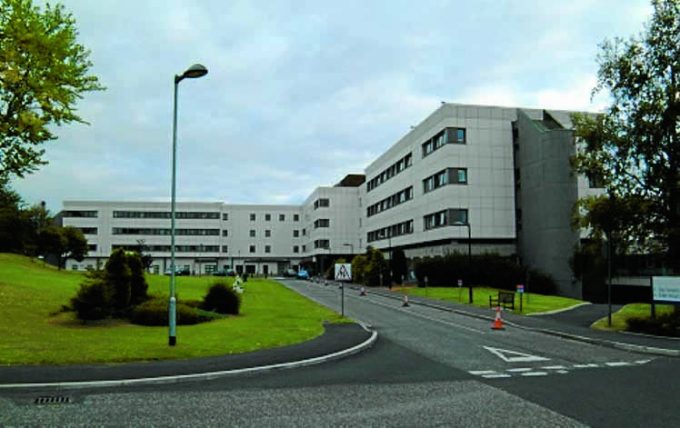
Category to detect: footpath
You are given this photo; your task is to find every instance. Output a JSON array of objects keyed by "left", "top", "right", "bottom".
[{"left": 357, "top": 285, "right": 680, "bottom": 357}]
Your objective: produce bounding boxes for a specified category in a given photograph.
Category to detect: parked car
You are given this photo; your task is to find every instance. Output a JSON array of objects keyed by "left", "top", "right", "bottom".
[
  {"left": 284, "top": 269, "right": 298, "bottom": 277},
  {"left": 296, "top": 269, "right": 309, "bottom": 280},
  {"left": 213, "top": 268, "right": 236, "bottom": 277},
  {"left": 164, "top": 266, "right": 191, "bottom": 276}
]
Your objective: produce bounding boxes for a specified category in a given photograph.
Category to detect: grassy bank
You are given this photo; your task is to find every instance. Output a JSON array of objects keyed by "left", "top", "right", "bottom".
[
  {"left": 392, "top": 285, "right": 584, "bottom": 315},
  {"left": 0, "top": 253, "right": 346, "bottom": 365},
  {"left": 591, "top": 303, "right": 675, "bottom": 331}
]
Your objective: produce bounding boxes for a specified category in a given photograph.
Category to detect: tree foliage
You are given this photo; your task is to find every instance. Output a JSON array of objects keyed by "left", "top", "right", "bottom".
[
  {"left": 571, "top": 0, "right": 680, "bottom": 270},
  {"left": 0, "top": 0, "right": 104, "bottom": 179}
]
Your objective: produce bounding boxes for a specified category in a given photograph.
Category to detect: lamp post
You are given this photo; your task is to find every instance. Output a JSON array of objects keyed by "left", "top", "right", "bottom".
[
  {"left": 169, "top": 63, "right": 208, "bottom": 347},
  {"left": 454, "top": 221, "right": 472, "bottom": 304}
]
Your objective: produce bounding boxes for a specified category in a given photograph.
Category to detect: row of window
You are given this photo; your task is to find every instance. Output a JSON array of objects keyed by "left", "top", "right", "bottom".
[
  {"left": 248, "top": 213, "right": 300, "bottom": 221},
  {"left": 112, "top": 244, "right": 220, "bottom": 252},
  {"left": 314, "top": 219, "right": 330, "bottom": 228},
  {"left": 112, "top": 228, "right": 220, "bottom": 236},
  {"left": 63, "top": 210, "right": 98, "bottom": 218},
  {"left": 314, "top": 239, "right": 330, "bottom": 249},
  {"left": 113, "top": 211, "right": 221, "bottom": 219},
  {"left": 366, "top": 153, "right": 413, "bottom": 192},
  {"left": 423, "top": 168, "right": 467, "bottom": 193},
  {"left": 77, "top": 227, "right": 98, "bottom": 235},
  {"left": 313, "top": 198, "right": 330, "bottom": 209},
  {"left": 422, "top": 127, "right": 466, "bottom": 157},
  {"left": 423, "top": 209, "right": 468, "bottom": 230},
  {"left": 367, "top": 220, "right": 414, "bottom": 242},
  {"left": 366, "top": 186, "right": 413, "bottom": 217}
]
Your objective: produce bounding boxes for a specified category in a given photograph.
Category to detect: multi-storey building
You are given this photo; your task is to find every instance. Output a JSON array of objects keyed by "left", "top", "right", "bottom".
[{"left": 61, "top": 103, "right": 602, "bottom": 298}]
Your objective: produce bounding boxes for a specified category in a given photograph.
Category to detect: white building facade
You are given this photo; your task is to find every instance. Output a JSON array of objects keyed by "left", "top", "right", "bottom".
[{"left": 61, "top": 103, "right": 601, "bottom": 297}]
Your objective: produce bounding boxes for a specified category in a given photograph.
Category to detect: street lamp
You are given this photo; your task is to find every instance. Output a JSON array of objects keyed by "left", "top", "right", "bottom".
[
  {"left": 169, "top": 63, "right": 208, "bottom": 347},
  {"left": 454, "top": 220, "right": 472, "bottom": 304}
]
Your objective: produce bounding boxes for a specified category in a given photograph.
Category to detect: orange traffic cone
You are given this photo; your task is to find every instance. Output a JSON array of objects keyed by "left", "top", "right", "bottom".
[
  {"left": 402, "top": 295, "right": 410, "bottom": 307},
  {"left": 360, "top": 287, "right": 367, "bottom": 296},
  {"left": 491, "top": 306, "right": 505, "bottom": 330}
]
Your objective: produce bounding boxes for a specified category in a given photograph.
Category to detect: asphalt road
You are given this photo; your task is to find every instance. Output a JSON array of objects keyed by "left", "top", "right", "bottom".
[{"left": 1, "top": 279, "right": 679, "bottom": 426}]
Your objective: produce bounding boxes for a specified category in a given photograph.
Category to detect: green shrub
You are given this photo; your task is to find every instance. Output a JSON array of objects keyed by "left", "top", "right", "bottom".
[
  {"left": 626, "top": 312, "right": 680, "bottom": 337},
  {"left": 201, "top": 281, "right": 241, "bottom": 315},
  {"left": 106, "top": 249, "right": 131, "bottom": 311},
  {"left": 127, "top": 252, "right": 149, "bottom": 305},
  {"left": 526, "top": 269, "right": 557, "bottom": 295},
  {"left": 71, "top": 280, "right": 111, "bottom": 321},
  {"left": 130, "top": 297, "right": 222, "bottom": 326},
  {"left": 414, "top": 253, "right": 528, "bottom": 290}
]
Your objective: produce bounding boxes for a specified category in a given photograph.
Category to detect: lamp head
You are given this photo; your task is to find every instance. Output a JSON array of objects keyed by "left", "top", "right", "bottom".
[{"left": 175, "top": 64, "right": 208, "bottom": 83}]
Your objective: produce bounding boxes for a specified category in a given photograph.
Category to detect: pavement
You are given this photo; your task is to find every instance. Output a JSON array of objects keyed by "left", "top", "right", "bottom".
[{"left": 1, "top": 282, "right": 677, "bottom": 389}]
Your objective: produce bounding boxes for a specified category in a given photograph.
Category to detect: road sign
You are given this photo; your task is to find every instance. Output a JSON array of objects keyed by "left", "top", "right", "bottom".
[
  {"left": 516, "top": 284, "right": 524, "bottom": 293},
  {"left": 652, "top": 276, "right": 680, "bottom": 302},
  {"left": 335, "top": 263, "right": 352, "bottom": 281},
  {"left": 457, "top": 279, "right": 463, "bottom": 287}
]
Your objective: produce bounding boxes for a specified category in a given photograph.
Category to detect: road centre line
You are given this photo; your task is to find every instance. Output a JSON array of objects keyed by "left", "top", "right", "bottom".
[
  {"left": 541, "top": 365, "right": 567, "bottom": 370},
  {"left": 605, "top": 361, "right": 632, "bottom": 367},
  {"left": 521, "top": 371, "right": 548, "bottom": 376},
  {"left": 573, "top": 363, "right": 600, "bottom": 368},
  {"left": 482, "top": 374, "right": 512, "bottom": 379},
  {"left": 469, "top": 370, "right": 497, "bottom": 375},
  {"left": 506, "top": 368, "right": 533, "bottom": 372}
]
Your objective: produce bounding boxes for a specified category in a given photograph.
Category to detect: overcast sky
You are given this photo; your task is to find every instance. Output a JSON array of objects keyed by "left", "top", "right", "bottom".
[{"left": 12, "top": 0, "right": 652, "bottom": 211}]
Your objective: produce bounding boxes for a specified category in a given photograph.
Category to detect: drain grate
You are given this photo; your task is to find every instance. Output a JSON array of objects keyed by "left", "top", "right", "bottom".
[{"left": 34, "top": 395, "right": 72, "bottom": 405}]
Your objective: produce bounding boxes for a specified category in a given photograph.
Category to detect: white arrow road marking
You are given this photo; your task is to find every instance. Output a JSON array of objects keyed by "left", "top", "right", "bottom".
[{"left": 482, "top": 346, "right": 551, "bottom": 363}]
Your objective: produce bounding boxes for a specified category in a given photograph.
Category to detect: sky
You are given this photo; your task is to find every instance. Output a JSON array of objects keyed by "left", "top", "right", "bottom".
[{"left": 12, "top": 0, "right": 653, "bottom": 211}]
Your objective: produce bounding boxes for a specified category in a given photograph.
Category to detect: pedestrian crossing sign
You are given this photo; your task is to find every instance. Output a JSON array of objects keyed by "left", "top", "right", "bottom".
[{"left": 335, "top": 263, "right": 352, "bottom": 281}]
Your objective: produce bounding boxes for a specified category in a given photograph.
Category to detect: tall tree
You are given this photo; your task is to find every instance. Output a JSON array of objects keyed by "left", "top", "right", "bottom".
[
  {"left": 0, "top": 0, "right": 104, "bottom": 179},
  {"left": 572, "top": 0, "right": 680, "bottom": 271}
]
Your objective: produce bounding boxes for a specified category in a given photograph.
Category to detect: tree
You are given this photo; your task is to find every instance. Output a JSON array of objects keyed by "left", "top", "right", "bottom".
[
  {"left": 61, "top": 226, "right": 87, "bottom": 265},
  {"left": 105, "top": 249, "right": 131, "bottom": 312},
  {"left": 391, "top": 248, "right": 408, "bottom": 284},
  {"left": 0, "top": 0, "right": 104, "bottom": 179},
  {"left": 127, "top": 252, "right": 149, "bottom": 305},
  {"left": 0, "top": 177, "right": 31, "bottom": 252},
  {"left": 571, "top": 0, "right": 680, "bottom": 271}
]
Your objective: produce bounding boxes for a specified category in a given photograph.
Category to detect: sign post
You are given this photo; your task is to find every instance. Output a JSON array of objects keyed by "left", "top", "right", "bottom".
[
  {"left": 335, "top": 264, "right": 352, "bottom": 317},
  {"left": 516, "top": 284, "right": 525, "bottom": 312},
  {"left": 457, "top": 279, "right": 463, "bottom": 303}
]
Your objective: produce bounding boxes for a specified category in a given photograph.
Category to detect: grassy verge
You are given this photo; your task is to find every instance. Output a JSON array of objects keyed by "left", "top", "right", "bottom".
[
  {"left": 0, "top": 253, "right": 348, "bottom": 365},
  {"left": 591, "top": 303, "right": 675, "bottom": 331},
  {"left": 391, "top": 285, "right": 584, "bottom": 315}
]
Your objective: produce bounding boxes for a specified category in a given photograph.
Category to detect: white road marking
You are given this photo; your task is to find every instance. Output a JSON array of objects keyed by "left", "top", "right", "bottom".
[
  {"left": 635, "top": 359, "right": 652, "bottom": 365},
  {"left": 605, "top": 361, "right": 632, "bottom": 367},
  {"left": 556, "top": 370, "right": 569, "bottom": 374},
  {"left": 469, "top": 370, "right": 497, "bottom": 375},
  {"left": 573, "top": 363, "right": 599, "bottom": 368},
  {"left": 482, "top": 374, "right": 512, "bottom": 379},
  {"left": 521, "top": 371, "right": 548, "bottom": 377},
  {"left": 482, "top": 346, "right": 550, "bottom": 363},
  {"left": 506, "top": 368, "right": 533, "bottom": 373},
  {"left": 541, "top": 365, "right": 567, "bottom": 370}
]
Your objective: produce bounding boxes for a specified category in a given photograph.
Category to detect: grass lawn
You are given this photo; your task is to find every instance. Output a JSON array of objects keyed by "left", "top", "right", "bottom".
[
  {"left": 591, "top": 303, "right": 675, "bottom": 331},
  {"left": 0, "top": 253, "right": 347, "bottom": 365},
  {"left": 391, "top": 285, "right": 584, "bottom": 315}
]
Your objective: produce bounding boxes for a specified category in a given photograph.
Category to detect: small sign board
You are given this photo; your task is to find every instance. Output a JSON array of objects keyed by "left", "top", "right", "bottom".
[
  {"left": 335, "top": 263, "right": 352, "bottom": 281},
  {"left": 457, "top": 279, "right": 463, "bottom": 287},
  {"left": 652, "top": 276, "right": 680, "bottom": 303},
  {"left": 516, "top": 284, "right": 525, "bottom": 294}
]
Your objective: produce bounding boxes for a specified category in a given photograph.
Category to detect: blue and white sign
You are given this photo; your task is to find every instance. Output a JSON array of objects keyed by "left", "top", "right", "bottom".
[
  {"left": 516, "top": 284, "right": 525, "bottom": 294},
  {"left": 652, "top": 276, "right": 680, "bottom": 303}
]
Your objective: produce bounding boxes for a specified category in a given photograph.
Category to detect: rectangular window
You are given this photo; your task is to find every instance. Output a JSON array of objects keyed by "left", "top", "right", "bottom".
[
  {"left": 279, "top": 214, "right": 285, "bottom": 221},
  {"left": 249, "top": 245, "right": 256, "bottom": 253},
  {"left": 293, "top": 230, "right": 299, "bottom": 237},
  {"left": 222, "top": 245, "right": 228, "bottom": 253},
  {"left": 250, "top": 230, "right": 256, "bottom": 237},
  {"left": 265, "top": 230, "right": 271, "bottom": 237},
  {"left": 422, "top": 127, "right": 467, "bottom": 158},
  {"left": 63, "top": 210, "right": 98, "bottom": 218},
  {"left": 78, "top": 227, "right": 98, "bottom": 235},
  {"left": 366, "top": 186, "right": 413, "bottom": 218},
  {"left": 423, "top": 208, "right": 468, "bottom": 230},
  {"left": 265, "top": 214, "right": 271, "bottom": 221},
  {"left": 87, "top": 244, "right": 97, "bottom": 252},
  {"left": 367, "top": 220, "right": 414, "bottom": 242},
  {"left": 423, "top": 168, "right": 467, "bottom": 193},
  {"left": 250, "top": 213, "right": 256, "bottom": 221},
  {"left": 222, "top": 213, "right": 229, "bottom": 221},
  {"left": 302, "top": 228, "right": 306, "bottom": 236},
  {"left": 314, "top": 198, "right": 330, "bottom": 209},
  {"left": 265, "top": 245, "right": 271, "bottom": 253},
  {"left": 293, "top": 245, "right": 299, "bottom": 253},
  {"left": 314, "top": 219, "right": 330, "bottom": 228},
  {"left": 314, "top": 239, "right": 330, "bottom": 249},
  {"left": 222, "top": 230, "right": 228, "bottom": 237},
  {"left": 587, "top": 173, "right": 605, "bottom": 188},
  {"left": 302, "top": 245, "right": 306, "bottom": 252},
  {"left": 293, "top": 214, "right": 300, "bottom": 221}
]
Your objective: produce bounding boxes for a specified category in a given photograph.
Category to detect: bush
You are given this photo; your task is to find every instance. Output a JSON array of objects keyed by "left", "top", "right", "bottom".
[
  {"left": 626, "top": 312, "right": 680, "bottom": 337},
  {"left": 526, "top": 269, "right": 557, "bottom": 295},
  {"left": 130, "top": 297, "right": 222, "bottom": 326},
  {"left": 71, "top": 280, "right": 111, "bottom": 321},
  {"left": 106, "top": 249, "right": 131, "bottom": 311},
  {"left": 201, "top": 281, "right": 241, "bottom": 315},
  {"left": 127, "top": 252, "right": 149, "bottom": 305},
  {"left": 414, "top": 253, "right": 524, "bottom": 290}
]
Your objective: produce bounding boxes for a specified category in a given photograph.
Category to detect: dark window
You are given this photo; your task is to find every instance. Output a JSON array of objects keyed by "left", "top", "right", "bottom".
[
  {"left": 63, "top": 210, "right": 98, "bottom": 218},
  {"left": 293, "top": 245, "right": 299, "bottom": 253},
  {"left": 314, "top": 219, "right": 330, "bottom": 228},
  {"left": 265, "top": 245, "right": 271, "bottom": 253},
  {"left": 222, "top": 230, "right": 228, "bottom": 237},
  {"left": 250, "top": 213, "right": 256, "bottom": 221},
  {"left": 222, "top": 213, "right": 229, "bottom": 221},
  {"left": 249, "top": 245, "right": 256, "bottom": 253},
  {"left": 293, "top": 214, "right": 300, "bottom": 221},
  {"left": 265, "top": 214, "right": 271, "bottom": 221},
  {"left": 250, "top": 230, "right": 256, "bottom": 237},
  {"left": 265, "top": 230, "right": 271, "bottom": 237},
  {"left": 423, "top": 209, "right": 468, "bottom": 230},
  {"left": 293, "top": 230, "right": 299, "bottom": 237},
  {"left": 279, "top": 214, "right": 285, "bottom": 221},
  {"left": 222, "top": 245, "right": 228, "bottom": 253},
  {"left": 77, "top": 227, "right": 98, "bottom": 235}
]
